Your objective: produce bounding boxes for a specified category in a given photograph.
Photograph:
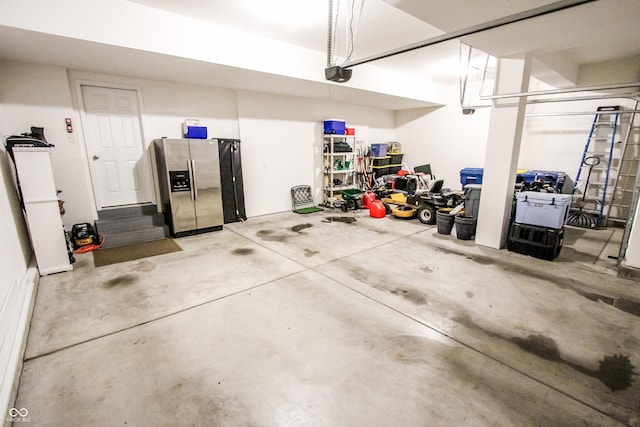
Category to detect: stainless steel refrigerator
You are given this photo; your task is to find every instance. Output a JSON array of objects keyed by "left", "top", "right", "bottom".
[{"left": 154, "top": 138, "right": 224, "bottom": 236}]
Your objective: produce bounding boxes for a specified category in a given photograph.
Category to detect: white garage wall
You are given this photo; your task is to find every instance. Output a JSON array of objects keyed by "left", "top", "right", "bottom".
[
  {"left": 68, "top": 69, "right": 241, "bottom": 217},
  {"left": 395, "top": 79, "right": 637, "bottom": 193},
  {"left": 2, "top": 61, "right": 396, "bottom": 224},
  {"left": 0, "top": 70, "right": 36, "bottom": 421},
  {"left": 519, "top": 78, "right": 637, "bottom": 189},
  {"left": 236, "top": 91, "right": 395, "bottom": 217},
  {"left": 395, "top": 87, "right": 491, "bottom": 191},
  {"left": 0, "top": 91, "right": 31, "bottom": 290},
  {"left": 0, "top": 61, "right": 90, "bottom": 228}
]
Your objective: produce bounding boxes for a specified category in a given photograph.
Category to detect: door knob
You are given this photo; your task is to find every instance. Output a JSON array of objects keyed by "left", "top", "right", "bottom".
[{"left": 93, "top": 155, "right": 99, "bottom": 160}]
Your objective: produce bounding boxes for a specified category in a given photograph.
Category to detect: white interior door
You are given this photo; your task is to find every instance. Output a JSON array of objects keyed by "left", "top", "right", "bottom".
[{"left": 81, "top": 85, "right": 153, "bottom": 209}]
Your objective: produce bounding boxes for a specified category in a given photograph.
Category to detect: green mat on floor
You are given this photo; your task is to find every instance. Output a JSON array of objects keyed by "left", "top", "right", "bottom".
[
  {"left": 293, "top": 207, "right": 324, "bottom": 214},
  {"left": 93, "top": 238, "right": 182, "bottom": 267}
]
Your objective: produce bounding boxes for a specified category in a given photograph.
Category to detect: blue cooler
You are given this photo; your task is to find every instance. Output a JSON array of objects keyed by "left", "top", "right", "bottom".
[{"left": 182, "top": 121, "right": 208, "bottom": 139}]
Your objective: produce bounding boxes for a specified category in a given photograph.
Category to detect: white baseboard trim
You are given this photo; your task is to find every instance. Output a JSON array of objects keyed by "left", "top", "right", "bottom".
[{"left": 0, "top": 260, "right": 38, "bottom": 426}]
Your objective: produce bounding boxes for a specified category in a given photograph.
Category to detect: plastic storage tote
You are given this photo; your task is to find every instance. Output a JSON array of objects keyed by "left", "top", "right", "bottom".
[
  {"left": 515, "top": 191, "right": 572, "bottom": 229},
  {"left": 372, "top": 156, "right": 390, "bottom": 166},
  {"left": 324, "top": 119, "right": 346, "bottom": 135},
  {"left": 370, "top": 143, "right": 387, "bottom": 157},
  {"left": 460, "top": 167, "right": 484, "bottom": 186},
  {"left": 389, "top": 153, "right": 403, "bottom": 164},
  {"left": 372, "top": 165, "right": 389, "bottom": 177}
]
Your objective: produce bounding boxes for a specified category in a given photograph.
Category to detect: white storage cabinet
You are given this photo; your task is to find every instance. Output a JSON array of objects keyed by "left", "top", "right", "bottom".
[{"left": 12, "top": 147, "right": 72, "bottom": 275}]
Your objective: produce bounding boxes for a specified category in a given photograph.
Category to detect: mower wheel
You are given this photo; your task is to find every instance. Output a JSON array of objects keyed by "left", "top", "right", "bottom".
[
  {"left": 341, "top": 203, "right": 348, "bottom": 212},
  {"left": 417, "top": 204, "right": 437, "bottom": 224},
  {"left": 383, "top": 202, "right": 392, "bottom": 215}
]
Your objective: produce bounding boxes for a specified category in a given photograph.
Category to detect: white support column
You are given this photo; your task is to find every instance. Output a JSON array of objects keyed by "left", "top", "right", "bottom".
[
  {"left": 475, "top": 56, "right": 532, "bottom": 249},
  {"left": 622, "top": 195, "right": 640, "bottom": 268}
]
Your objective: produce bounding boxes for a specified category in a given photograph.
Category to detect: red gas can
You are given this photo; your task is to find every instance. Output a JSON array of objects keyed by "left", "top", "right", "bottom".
[
  {"left": 363, "top": 191, "right": 376, "bottom": 209},
  {"left": 369, "top": 200, "right": 386, "bottom": 218}
]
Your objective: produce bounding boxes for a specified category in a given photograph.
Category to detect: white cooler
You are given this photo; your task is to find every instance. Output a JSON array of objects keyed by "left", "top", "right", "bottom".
[{"left": 515, "top": 191, "right": 572, "bottom": 229}]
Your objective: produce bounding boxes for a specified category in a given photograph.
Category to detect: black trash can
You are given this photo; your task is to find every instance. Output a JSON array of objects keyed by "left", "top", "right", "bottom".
[
  {"left": 455, "top": 215, "right": 477, "bottom": 240},
  {"left": 436, "top": 208, "right": 455, "bottom": 235}
]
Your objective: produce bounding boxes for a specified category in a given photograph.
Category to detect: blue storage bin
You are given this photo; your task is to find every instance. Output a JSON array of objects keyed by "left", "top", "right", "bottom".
[
  {"left": 371, "top": 143, "right": 387, "bottom": 157},
  {"left": 460, "top": 167, "right": 484, "bottom": 186},
  {"left": 324, "top": 119, "right": 346, "bottom": 135}
]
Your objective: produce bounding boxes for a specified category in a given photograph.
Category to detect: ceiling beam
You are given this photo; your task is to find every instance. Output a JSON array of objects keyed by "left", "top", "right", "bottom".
[{"left": 341, "top": 0, "right": 597, "bottom": 69}]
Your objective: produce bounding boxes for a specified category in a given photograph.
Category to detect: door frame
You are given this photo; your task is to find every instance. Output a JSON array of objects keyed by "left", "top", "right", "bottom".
[{"left": 73, "top": 79, "right": 158, "bottom": 214}]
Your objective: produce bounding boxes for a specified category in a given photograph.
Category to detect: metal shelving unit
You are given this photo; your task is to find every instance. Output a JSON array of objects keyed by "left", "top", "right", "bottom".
[{"left": 322, "top": 134, "right": 357, "bottom": 207}]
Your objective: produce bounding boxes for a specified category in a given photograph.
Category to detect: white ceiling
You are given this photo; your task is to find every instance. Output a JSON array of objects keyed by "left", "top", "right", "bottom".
[
  {"left": 1, "top": 0, "right": 639, "bottom": 109},
  {"left": 129, "top": 0, "right": 640, "bottom": 83}
]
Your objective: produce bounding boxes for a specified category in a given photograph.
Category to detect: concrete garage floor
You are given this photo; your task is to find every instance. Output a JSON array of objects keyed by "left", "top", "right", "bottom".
[{"left": 15, "top": 211, "right": 640, "bottom": 426}]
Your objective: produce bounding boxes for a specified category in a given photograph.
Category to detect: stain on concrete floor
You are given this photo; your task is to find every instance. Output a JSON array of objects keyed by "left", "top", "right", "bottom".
[
  {"left": 322, "top": 216, "right": 357, "bottom": 224},
  {"left": 436, "top": 244, "right": 640, "bottom": 318},
  {"left": 456, "top": 314, "right": 637, "bottom": 391},
  {"left": 132, "top": 260, "right": 155, "bottom": 272},
  {"left": 103, "top": 274, "right": 138, "bottom": 289},
  {"left": 232, "top": 248, "right": 255, "bottom": 256},
  {"left": 256, "top": 230, "right": 288, "bottom": 242},
  {"left": 390, "top": 288, "right": 428, "bottom": 305},
  {"left": 434, "top": 246, "right": 494, "bottom": 265},
  {"left": 291, "top": 223, "right": 313, "bottom": 233},
  {"left": 303, "top": 249, "right": 319, "bottom": 257}
]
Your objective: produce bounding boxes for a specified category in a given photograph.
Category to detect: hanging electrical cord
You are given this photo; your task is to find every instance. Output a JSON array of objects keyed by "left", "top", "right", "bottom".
[
  {"left": 459, "top": 43, "right": 472, "bottom": 106},
  {"left": 327, "top": 0, "right": 333, "bottom": 67},
  {"left": 343, "top": 0, "right": 365, "bottom": 65},
  {"left": 331, "top": 0, "right": 342, "bottom": 66},
  {"left": 326, "top": 0, "right": 363, "bottom": 82}
]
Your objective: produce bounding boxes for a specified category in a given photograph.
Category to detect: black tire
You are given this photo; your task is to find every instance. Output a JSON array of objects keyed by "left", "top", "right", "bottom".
[
  {"left": 417, "top": 204, "right": 437, "bottom": 224},
  {"left": 383, "top": 202, "right": 392, "bottom": 215},
  {"left": 341, "top": 203, "right": 348, "bottom": 212}
]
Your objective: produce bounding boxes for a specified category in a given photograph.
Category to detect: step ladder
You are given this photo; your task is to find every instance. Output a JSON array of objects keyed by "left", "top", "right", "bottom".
[
  {"left": 571, "top": 106, "right": 621, "bottom": 227},
  {"left": 606, "top": 100, "right": 640, "bottom": 226}
]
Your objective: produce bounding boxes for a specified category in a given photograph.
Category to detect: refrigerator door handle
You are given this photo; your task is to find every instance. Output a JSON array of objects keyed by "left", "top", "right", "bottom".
[
  {"left": 191, "top": 159, "right": 198, "bottom": 200},
  {"left": 187, "top": 159, "right": 195, "bottom": 202}
]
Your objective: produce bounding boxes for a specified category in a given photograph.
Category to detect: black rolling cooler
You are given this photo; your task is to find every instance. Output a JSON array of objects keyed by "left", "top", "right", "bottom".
[{"left": 507, "top": 192, "right": 572, "bottom": 261}]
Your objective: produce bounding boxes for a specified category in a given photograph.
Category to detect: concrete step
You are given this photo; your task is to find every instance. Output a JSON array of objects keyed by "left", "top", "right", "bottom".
[
  {"left": 99, "top": 226, "right": 169, "bottom": 248},
  {"left": 96, "top": 213, "right": 166, "bottom": 234},
  {"left": 97, "top": 204, "right": 157, "bottom": 220},
  {"left": 95, "top": 205, "right": 169, "bottom": 248}
]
